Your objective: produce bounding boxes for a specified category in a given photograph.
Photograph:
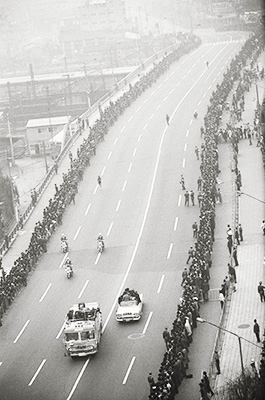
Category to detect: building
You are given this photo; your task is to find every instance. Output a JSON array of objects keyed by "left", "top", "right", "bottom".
[{"left": 26, "top": 116, "right": 70, "bottom": 156}]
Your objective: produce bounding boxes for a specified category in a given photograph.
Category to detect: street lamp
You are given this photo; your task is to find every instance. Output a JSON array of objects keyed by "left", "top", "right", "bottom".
[{"left": 196, "top": 317, "right": 261, "bottom": 398}]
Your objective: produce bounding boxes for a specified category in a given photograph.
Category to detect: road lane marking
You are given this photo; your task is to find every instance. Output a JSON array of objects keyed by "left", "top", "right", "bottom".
[
  {"left": 0, "top": 362, "right": 2, "bottom": 366},
  {"left": 113, "top": 138, "right": 118, "bottom": 145},
  {"left": 85, "top": 203, "right": 91, "bottom": 215},
  {"left": 56, "top": 322, "right": 65, "bottom": 339},
  {"left": 59, "top": 253, "right": 69, "bottom": 269},
  {"left": 28, "top": 359, "right": 46, "bottom": 386},
  {"left": 186, "top": 130, "right": 189, "bottom": 137},
  {"left": 174, "top": 217, "right": 179, "bottom": 231},
  {"left": 170, "top": 88, "right": 175, "bottom": 94},
  {"left": 158, "top": 84, "right": 162, "bottom": 88},
  {"left": 213, "top": 78, "right": 216, "bottom": 82},
  {"left": 116, "top": 199, "right": 121, "bottom": 212},
  {"left": 142, "top": 311, "right": 153, "bottom": 334},
  {"left": 163, "top": 96, "right": 168, "bottom": 101},
  {"left": 136, "top": 106, "right": 141, "bottom": 112},
  {"left": 107, "top": 222, "right": 113, "bottom": 236},
  {"left": 151, "top": 90, "right": 155, "bottom": 96},
  {"left": 208, "top": 85, "right": 212, "bottom": 89},
  {"left": 95, "top": 252, "right": 101, "bottom": 265},
  {"left": 198, "top": 100, "right": 201, "bottom": 105},
  {"left": 182, "top": 158, "right": 185, "bottom": 168},
  {"left": 157, "top": 276, "right": 165, "bottom": 294},
  {"left": 78, "top": 280, "right": 89, "bottom": 299},
  {"left": 66, "top": 359, "right": 91, "bottom": 400},
  {"left": 167, "top": 243, "right": 173, "bottom": 259},
  {"left": 176, "top": 82, "right": 180, "bottom": 87},
  {"left": 182, "top": 75, "right": 187, "bottom": 79},
  {"left": 122, "top": 357, "right": 136, "bottom": 385},
  {"left": 108, "top": 151, "right": 112, "bottom": 160},
  {"left": 170, "top": 71, "right": 175, "bottom": 75},
  {"left": 128, "top": 162, "right": 132, "bottom": 172},
  {"left": 189, "top": 119, "right": 193, "bottom": 125},
  {"left": 150, "top": 113, "right": 154, "bottom": 120},
  {"left": 164, "top": 77, "right": 168, "bottom": 82},
  {"left": 128, "top": 116, "right": 133, "bottom": 122},
  {"left": 121, "top": 126, "right": 125, "bottom": 133},
  {"left": 13, "top": 320, "right": 30, "bottom": 343},
  {"left": 143, "top": 123, "right": 148, "bottom": 130},
  {"left": 203, "top": 92, "right": 207, "bottom": 98},
  {"left": 74, "top": 226, "right": 82, "bottom": 240},
  {"left": 133, "top": 148, "right": 137, "bottom": 157},
  {"left": 156, "top": 104, "right": 161, "bottom": 110},
  {"left": 122, "top": 180, "right": 127, "bottom": 191},
  {"left": 93, "top": 184, "right": 98, "bottom": 195},
  {"left": 178, "top": 195, "right": 182, "bottom": 207},
  {"left": 143, "top": 99, "right": 148, "bottom": 104},
  {"left": 39, "top": 284, "right": 52, "bottom": 303},
  {"left": 137, "top": 135, "right": 142, "bottom": 142},
  {"left": 184, "top": 143, "right": 187, "bottom": 151}
]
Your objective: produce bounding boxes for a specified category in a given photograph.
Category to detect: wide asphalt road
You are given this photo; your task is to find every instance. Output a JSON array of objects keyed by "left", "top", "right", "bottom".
[{"left": 0, "top": 31, "right": 247, "bottom": 400}]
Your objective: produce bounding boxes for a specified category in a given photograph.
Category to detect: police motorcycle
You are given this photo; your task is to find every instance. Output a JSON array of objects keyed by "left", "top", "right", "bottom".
[
  {"left": 64, "top": 257, "right": 73, "bottom": 279},
  {"left": 60, "top": 233, "right": 68, "bottom": 253},
  {"left": 97, "top": 233, "right": 104, "bottom": 253}
]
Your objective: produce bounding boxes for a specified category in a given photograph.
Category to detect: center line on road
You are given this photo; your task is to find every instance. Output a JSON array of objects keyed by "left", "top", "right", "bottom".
[
  {"left": 137, "top": 135, "right": 142, "bottom": 142},
  {"left": 128, "top": 162, "right": 132, "bottom": 172},
  {"left": 136, "top": 106, "right": 141, "bottom": 112},
  {"left": 116, "top": 199, "right": 121, "bottom": 212},
  {"left": 156, "top": 104, "right": 161, "bottom": 110},
  {"left": 128, "top": 116, "right": 133, "bottom": 122},
  {"left": 189, "top": 119, "right": 193, "bottom": 126},
  {"left": 121, "top": 126, "right": 125, "bottom": 133},
  {"left": 170, "top": 88, "right": 175, "bottom": 94},
  {"left": 143, "top": 123, "right": 148, "bottom": 130},
  {"left": 151, "top": 90, "right": 155, "bottom": 96},
  {"left": 107, "top": 222, "right": 113, "bottom": 236},
  {"left": 122, "top": 180, "right": 127, "bottom": 191},
  {"left": 78, "top": 280, "right": 89, "bottom": 299},
  {"left": 186, "top": 130, "right": 189, "bottom": 137},
  {"left": 39, "top": 284, "right": 52, "bottom": 303},
  {"left": 150, "top": 113, "right": 154, "bottom": 119},
  {"left": 59, "top": 252, "right": 69, "bottom": 269},
  {"left": 101, "top": 166, "right": 106, "bottom": 176},
  {"left": 182, "top": 158, "right": 185, "bottom": 168},
  {"left": 174, "top": 216, "right": 179, "bottom": 231},
  {"left": 13, "top": 320, "right": 30, "bottom": 343},
  {"left": 28, "top": 359, "right": 46, "bottom": 386},
  {"left": 85, "top": 203, "right": 91, "bottom": 215},
  {"left": 184, "top": 143, "right": 187, "bottom": 151},
  {"left": 122, "top": 357, "right": 136, "bottom": 385},
  {"left": 167, "top": 243, "right": 173, "bottom": 259},
  {"left": 133, "top": 148, "right": 137, "bottom": 157},
  {"left": 178, "top": 195, "right": 182, "bottom": 207},
  {"left": 143, "top": 99, "right": 148, "bottom": 104},
  {"left": 108, "top": 151, "right": 112, "bottom": 160},
  {"left": 157, "top": 275, "right": 165, "bottom": 294},
  {"left": 94, "top": 252, "right": 101, "bottom": 265},
  {"left": 113, "top": 138, "right": 118, "bottom": 145},
  {"left": 142, "top": 311, "right": 153, "bottom": 334},
  {"left": 74, "top": 226, "right": 82, "bottom": 240},
  {"left": 163, "top": 96, "right": 168, "bottom": 102},
  {"left": 56, "top": 322, "right": 65, "bottom": 339}
]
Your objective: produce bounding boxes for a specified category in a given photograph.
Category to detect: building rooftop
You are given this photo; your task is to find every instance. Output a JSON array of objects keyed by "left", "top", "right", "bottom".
[{"left": 26, "top": 116, "right": 70, "bottom": 128}]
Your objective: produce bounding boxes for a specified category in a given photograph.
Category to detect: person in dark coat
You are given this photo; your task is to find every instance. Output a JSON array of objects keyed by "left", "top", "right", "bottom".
[
  {"left": 253, "top": 319, "right": 260, "bottom": 342},
  {"left": 257, "top": 281, "right": 265, "bottom": 302},
  {"left": 202, "top": 371, "right": 214, "bottom": 396}
]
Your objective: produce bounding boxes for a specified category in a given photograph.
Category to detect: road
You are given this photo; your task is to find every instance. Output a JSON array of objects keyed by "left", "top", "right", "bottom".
[{"left": 0, "top": 32, "right": 247, "bottom": 400}]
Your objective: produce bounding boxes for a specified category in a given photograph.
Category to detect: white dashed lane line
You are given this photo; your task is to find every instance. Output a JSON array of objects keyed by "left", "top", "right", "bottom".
[
  {"left": 108, "top": 151, "right": 112, "bottom": 160},
  {"left": 143, "top": 123, "right": 148, "bottom": 130},
  {"left": 213, "top": 78, "right": 216, "bottom": 83},
  {"left": 113, "top": 138, "right": 118, "bottom": 145},
  {"left": 94, "top": 252, "right": 101, "bottom": 265},
  {"left": 78, "top": 280, "right": 89, "bottom": 299},
  {"left": 137, "top": 135, "right": 142, "bottom": 142},
  {"left": 28, "top": 359, "right": 46, "bottom": 386},
  {"left": 176, "top": 82, "right": 180, "bottom": 87},
  {"left": 128, "top": 163, "right": 132, "bottom": 172},
  {"left": 56, "top": 323, "right": 65, "bottom": 340},
  {"left": 178, "top": 195, "right": 182, "bottom": 207},
  {"left": 174, "top": 216, "right": 178, "bottom": 231},
  {"left": 85, "top": 203, "right": 91, "bottom": 215},
  {"left": 116, "top": 199, "right": 121, "bottom": 212},
  {"left": 121, "top": 126, "right": 125, "bottom": 133},
  {"left": 182, "top": 158, "right": 185, "bottom": 168},
  {"left": 142, "top": 311, "right": 153, "bottom": 334},
  {"left": 167, "top": 243, "right": 173, "bottom": 259},
  {"left": 203, "top": 93, "right": 207, "bottom": 98},
  {"left": 59, "top": 253, "right": 69, "bottom": 269},
  {"left": 170, "top": 88, "right": 175, "bottom": 94},
  {"left": 151, "top": 90, "right": 156, "bottom": 96},
  {"left": 158, "top": 84, "right": 162, "bottom": 88},
  {"left": 133, "top": 148, "right": 137, "bottom": 157},
  {"left": 208, "top": 85, "right": 212, "bottom": 90},
  {"left": 198, "top": 100, "right": 201, "bottom": 106},
  {"left": 163, "top": 96, "right": 168, "bottom": 102},
  {"left": 182, "top": 75, "right": 187, "bottom": 79},
  {"left": 122, "top": 357, "right": 136, "bottom": 385},
  {"left": 13, "top": 320, "right": 30, "bottom": 343},
  {"left": 143, "top": 99, "right": 148, "bottom": 104},
  {"left": 157, "top": 275, "right": 165, "bottom": 294},
  {"left": 122, "top": 180, "right": 127, "bottom": 191},
  {"left": 74, "top": 226, "right": 82, "bottom": 240},
  {"left": 186, "top": 130, "right": 189, "bottom": 137},
  {"left": 107, "top": 222, "right": 113, "bottom": 236},
  {"left": 136, "top": 106, "right": 141, "bottom": 113},
  {"left": 101, "top": 166, "right": 106, "bottom": 176},
  {"left": 150, "top": 113, "right": 154, "bottom": 120},
  {"left": 170, "top": 71, "right": 175, "bottom": 76},
  {"left": 184, "top": 143, "right": 187, "bottom": 152},
  {"left": 128, "top": 116, "right": 133, "bottom": 122},
  {"left": 164, "top": 77, "right": 168, "bottom": 82},
  {"left": 39, "top": 284, "right": 52, "bottom": 303},
  {"left": 156, "top": 104, "right": 161, "bottom": 110},
  {"left": 189, "top": 119, "right": 193, "bottom": 126}
]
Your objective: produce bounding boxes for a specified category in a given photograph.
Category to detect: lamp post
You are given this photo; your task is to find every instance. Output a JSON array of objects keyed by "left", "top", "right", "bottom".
[{"left": 196, "top": 317, "right": 260, "bottom": 398}]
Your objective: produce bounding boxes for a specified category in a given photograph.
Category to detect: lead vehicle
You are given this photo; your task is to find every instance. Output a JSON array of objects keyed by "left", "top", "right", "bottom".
[{"left": 116, "top": 289, "right": 143, "bottom": 322}]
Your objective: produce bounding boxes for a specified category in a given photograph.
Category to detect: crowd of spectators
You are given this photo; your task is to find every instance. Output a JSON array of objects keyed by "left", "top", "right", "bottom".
[
  {"left": 0, "top": 32, "right": 201, "bottom": 326},
  {"left": 147, "top": 29, "right": 264, "bottom": 400}
]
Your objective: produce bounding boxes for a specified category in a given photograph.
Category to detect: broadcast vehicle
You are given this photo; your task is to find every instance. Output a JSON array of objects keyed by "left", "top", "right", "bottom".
[
  {"left": 116, "top": 289, "right": 143, "bottom": 322},
  {"left": 63, "top": 302, "right": 102, "bottom": 357}
]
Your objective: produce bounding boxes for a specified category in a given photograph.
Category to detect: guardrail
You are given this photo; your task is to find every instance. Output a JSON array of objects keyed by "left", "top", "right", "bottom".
[{"left": 0, "top": 41, "right": 180, "bottom": 257}]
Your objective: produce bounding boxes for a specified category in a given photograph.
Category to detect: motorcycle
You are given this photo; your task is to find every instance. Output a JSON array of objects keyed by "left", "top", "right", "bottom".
[
  {"left": 194, "top": 111, "right": 198, "bottom": 119},
  {"left": 97, "top": 240, "right": 104, "bottom": 253},
  {"left": 65, "top": 265, "right": 73, "bottom": 279},
  {"left": 61, "top": 239, "right": 68, "bottom": 253}
]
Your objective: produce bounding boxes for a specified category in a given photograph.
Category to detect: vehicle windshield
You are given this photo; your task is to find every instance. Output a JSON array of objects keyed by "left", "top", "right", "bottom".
[
  {"left": 80, "top": 330, "right": 95, "bottom": 340},
  {"left": 120, "top": 299, "right": 138, "bottom": 307},
  {"left": 65, "top": 332, "right": 78, "bottom": 341}
]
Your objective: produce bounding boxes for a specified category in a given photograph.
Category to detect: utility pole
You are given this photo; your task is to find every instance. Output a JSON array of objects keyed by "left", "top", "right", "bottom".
[
  {"left": 6, "top": 112, "right": 14, "bottom": 165},
  {"left": 42, "top": 141, "right": 48, "bottom": 174}
]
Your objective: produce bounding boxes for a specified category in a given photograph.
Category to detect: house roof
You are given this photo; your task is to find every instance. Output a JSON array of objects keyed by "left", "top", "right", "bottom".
[{"left": 26, "top": 116, "right": 70, "bottom": 128}]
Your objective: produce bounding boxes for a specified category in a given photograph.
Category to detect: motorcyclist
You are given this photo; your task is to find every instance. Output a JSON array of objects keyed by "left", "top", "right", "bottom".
[
  {"left": 97, "top": 233, "right": 104, "bottom": 250},
  {"left": 194, "top": 110, "right": 198, "bottom": 119},
  {"left": 65, "top": 257, "right": 73, "bottom": 276},
  {"left": 61, "top": 233, "right": 67, "bottom": 242}
]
